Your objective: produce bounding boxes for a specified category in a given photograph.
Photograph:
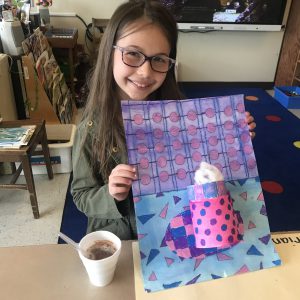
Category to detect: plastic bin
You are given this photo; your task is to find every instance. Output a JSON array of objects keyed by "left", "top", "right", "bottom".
[
  {"left": 28, "top": 124, "right": 76, "bottom": 174},
  {"left": 274, "top": 86, "right": 300, "bottom": 109}
]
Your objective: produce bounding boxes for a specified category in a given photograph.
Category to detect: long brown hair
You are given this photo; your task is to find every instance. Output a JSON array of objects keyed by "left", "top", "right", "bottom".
[{"left": 83, "top": 0, "right": 183, "bottom": 181}]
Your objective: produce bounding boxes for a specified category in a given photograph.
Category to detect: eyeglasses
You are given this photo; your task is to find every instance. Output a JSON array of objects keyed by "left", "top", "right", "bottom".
[{"left": 113, "top": 45, "right": 176, "bottom": 73}]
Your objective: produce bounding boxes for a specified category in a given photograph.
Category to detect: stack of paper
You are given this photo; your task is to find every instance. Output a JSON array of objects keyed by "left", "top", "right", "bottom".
[{"left": 0, "top": 126, "right": 36, "bottom": 149}]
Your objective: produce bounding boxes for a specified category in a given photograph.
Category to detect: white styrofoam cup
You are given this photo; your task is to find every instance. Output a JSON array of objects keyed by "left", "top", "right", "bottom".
[{"left": 78, "top": 230, "right": 121, "bottom": 287}]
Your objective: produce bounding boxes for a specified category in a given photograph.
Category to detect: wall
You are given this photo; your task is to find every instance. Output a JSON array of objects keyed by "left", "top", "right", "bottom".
[
  {"left": 42, "top": 0, "right": 290, "bottom": 83},
  {"left": 177, "top": 30, "right": 284, "bottom": 82}
]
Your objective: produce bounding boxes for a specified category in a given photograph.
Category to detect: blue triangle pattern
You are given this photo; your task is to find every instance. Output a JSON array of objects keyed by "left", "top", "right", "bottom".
[
  {"left": 186, "top": 274, "right": 201, "bottom": 285},
  {"left": 247, "top": 245, "right": 264, "bottom": 256},
  {"left": 259, "top": 234, "right": 271, "bottom": 245},
  {"left": 273, "top": 259, "right": 282, "bottom": 266},
  {"left": 173, "top": 196, "right": 181, "bottom": 204},
  {"left": 237, "top": 178, "right": 248, "bottom": 186},
  {"left": 260, "top": 205, "right": 267, "bottom": 216},
  {"left": 211, "top": 274, "right": 223, "bottom": 279},
  {"left": 140, "top": 251, "right": 146, "bottom": 260},
  {"left": 137, "top": 213, "right": 155, "bottom": 224},
  {"left": 163, "top": 281, "right": 182, "bottom": 289},
  {"left": 146, "top": 249, "right": 160, "bottom": 265}
]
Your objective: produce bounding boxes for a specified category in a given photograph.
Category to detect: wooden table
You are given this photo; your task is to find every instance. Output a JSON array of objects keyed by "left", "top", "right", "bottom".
[
  {"left": 0, "top": 241, "right": 135, "bottom": 300},
  {"left": 0, "top": 119, "right": 53, "bottom": 218},
  {"left": 1, "top": 233, "right": 300, "bottom": 299}
]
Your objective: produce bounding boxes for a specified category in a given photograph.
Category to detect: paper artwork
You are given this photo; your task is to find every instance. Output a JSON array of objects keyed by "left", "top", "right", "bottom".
[
  {"left": 122, "top": 95, "right": 258, "bottom": 197},
  {"left": 121, "top": 95, "right": 281, "bottom": 292}
]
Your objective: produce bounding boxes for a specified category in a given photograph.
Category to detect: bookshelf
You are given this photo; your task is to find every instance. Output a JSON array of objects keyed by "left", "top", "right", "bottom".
[
  {"left": 22, "top": 55, "right": 60, "bottom": 123},
  {"left": 21, "top": 28, "right": 77, "bottom": 124},
  {"left": 45, "top": 28, "right": 78, "bottom": 102}
]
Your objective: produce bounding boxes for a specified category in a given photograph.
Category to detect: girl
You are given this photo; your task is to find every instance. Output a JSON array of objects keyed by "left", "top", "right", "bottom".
[{"left": 71, "top": 0, "right": 256, "bottom": 240}]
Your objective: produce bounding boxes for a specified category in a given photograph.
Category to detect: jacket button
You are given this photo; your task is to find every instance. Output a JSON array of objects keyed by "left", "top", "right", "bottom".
[{"left": 87, "top": 121, "right": 93, "bottom": 127}]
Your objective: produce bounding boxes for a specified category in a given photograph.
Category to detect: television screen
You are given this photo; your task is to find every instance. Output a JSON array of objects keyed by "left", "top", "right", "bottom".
[{"left": 160, "top": 0, "right": 288, "bottom": 32}]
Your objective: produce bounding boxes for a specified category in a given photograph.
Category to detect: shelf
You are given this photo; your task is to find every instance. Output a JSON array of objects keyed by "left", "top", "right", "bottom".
[
  {"left": 45, "top": 28, "right": 78, "bottom": 103},
  {"left": 45, "top": 28, "right": 78, "bottom": 48},
  {"left": 22, "top": 56, "right": 60, "bottom": 124},
  {"left": 22, "top": 50, "right": 77, "bottom": 124}
]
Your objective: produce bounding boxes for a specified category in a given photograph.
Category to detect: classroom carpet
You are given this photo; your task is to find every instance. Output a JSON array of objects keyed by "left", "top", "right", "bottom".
[{"left": 59, "top": 87, "right": 300, "bottom": 243}]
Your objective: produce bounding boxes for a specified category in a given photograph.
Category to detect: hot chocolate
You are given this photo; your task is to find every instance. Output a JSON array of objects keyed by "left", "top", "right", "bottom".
[{"left": 86, "top": 240, "right": 116, "bottom": 260}]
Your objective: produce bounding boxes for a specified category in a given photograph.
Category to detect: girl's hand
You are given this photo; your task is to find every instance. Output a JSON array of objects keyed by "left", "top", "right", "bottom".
[
  {"left": 108, "top": 164, "right": 136, "bottom": 201},
  {"left": 245, "top": 111, "right": 256, "bottom": 139}
]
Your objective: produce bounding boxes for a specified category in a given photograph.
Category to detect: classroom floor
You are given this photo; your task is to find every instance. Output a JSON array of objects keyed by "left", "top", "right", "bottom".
[{"left": 0, "top": 173, "right": 70, "bottom": 247}]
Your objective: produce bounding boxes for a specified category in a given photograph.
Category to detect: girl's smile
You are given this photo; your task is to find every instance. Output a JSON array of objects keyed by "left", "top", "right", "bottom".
[{"left": 128, "top": 78, "right": 154, "bottom": 89}]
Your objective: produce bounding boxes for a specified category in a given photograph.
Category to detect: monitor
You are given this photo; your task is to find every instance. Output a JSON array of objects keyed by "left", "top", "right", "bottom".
[{"left": 159, "top": 0, "right": 290, "bottom": 32}]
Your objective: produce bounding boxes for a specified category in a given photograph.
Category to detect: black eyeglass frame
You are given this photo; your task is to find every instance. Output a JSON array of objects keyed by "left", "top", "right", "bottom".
[{"left": 113, "top": 45, "right": 176, "bottom": 73}]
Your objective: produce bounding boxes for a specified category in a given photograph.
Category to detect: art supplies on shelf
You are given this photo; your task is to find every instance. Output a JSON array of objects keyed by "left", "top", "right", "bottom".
[{"left": 0, "top": 126, "right": 36, "bottom": 149}]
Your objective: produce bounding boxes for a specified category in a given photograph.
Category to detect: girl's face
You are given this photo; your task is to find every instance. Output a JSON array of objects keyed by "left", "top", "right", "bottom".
[{"left": 113, "top": 19, "right": 171, "bottom": 101}]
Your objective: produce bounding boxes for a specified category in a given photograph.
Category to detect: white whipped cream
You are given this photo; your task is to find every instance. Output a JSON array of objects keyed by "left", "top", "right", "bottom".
[{"left": 194, "top": 161, "right": 224, "bottom": 184}]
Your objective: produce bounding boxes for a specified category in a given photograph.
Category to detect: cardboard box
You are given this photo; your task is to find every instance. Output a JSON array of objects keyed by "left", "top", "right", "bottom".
[
  {"left": 274, "top": 86, "right": 300, "bottom": 109},
  {"left": 29, "top": 124, "right": 76, "bottom": 174}
]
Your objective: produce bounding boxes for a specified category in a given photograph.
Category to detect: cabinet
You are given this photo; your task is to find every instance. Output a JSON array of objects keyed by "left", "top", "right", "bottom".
[
  {"left": 292, "top": 49, "right": 300, "bottom": 86},
  {"left": 275, "top": 0, "right": 300, "bottom": 86}
]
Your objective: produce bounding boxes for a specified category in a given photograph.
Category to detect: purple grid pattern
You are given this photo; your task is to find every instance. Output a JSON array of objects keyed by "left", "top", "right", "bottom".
[{"left": 121, "top": 95, "right": 258, "bottom": 196}]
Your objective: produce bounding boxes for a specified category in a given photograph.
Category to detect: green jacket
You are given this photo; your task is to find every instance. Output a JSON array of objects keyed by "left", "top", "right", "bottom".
[{"left": 71, "top": 119, "right": 137, "bottom": 240}]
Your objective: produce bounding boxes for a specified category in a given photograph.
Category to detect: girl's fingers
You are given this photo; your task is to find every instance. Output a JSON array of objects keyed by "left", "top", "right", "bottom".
[
  {"left": 109, "top": 176, "right": 133, "bottom": 187},
  {"left": 111, "top": 164, "right": 136, "bottom": 179},
  {"left": 108, "top": 164, "right": 137, "bottom": 201},
  {"left": 245, "top": 111, "right": 256, "bottom": 139}
]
